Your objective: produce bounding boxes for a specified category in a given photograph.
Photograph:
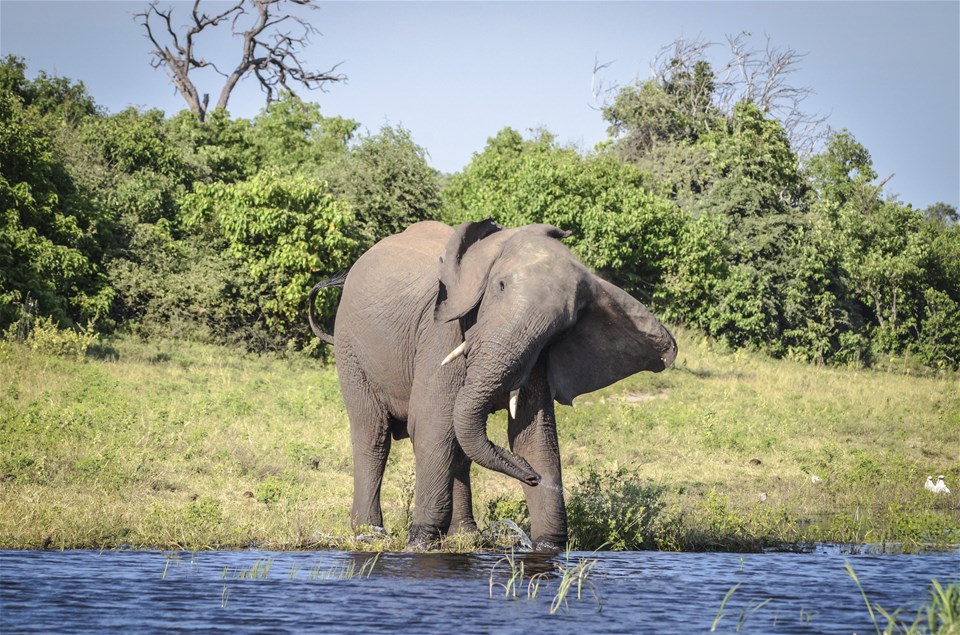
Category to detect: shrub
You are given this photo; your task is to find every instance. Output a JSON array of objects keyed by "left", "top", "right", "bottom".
[
  {"left": 4, "top": 306, "right": 97, "bottom": 361},
  {"left": 484, "top": 494, "right": 530, "bottom": 532},
  {"left": 566, "top": 464, "right": 666, "bottom": 550},
  {"left": 183, "top": 170, "right": 362, "bottom": 350}
]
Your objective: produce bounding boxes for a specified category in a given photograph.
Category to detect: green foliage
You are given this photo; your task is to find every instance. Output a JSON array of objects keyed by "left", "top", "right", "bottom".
[
  {"left": 254, "top": 475, "right": 290, "bottom": 505},
  {"left": 2, "top": 50, "right": 957, "bottom": 369},
  {"left": 184, "top": 170, "right": 361, "bottom": 349},
  {"left": 326, "top": 125, "right": 442, "bottom": 245},
  {"left": 444, "top": 128, "right": 683, "bottom": 294},
  {"left": 484, "top": 494, "right": 530, "bottom": 531},
  {"left": 249, "top": 93, "right": 357, "bottom": 173},
  {"left": 566, "top": 464, "right": 666, "bottom": 550},
  {"left": 596, "top": 47, "right": 959, "bottom": 369},
  {"left": 164, "top": 108, "right": 256, "bottom": 183},
  {"left": 805, "top": 129, "right": 877, "bottom": 210},
  {"left": 0, "top": 55, "right": 99, "bottom": 125},
  {"left": 4, "top": 313, "right": 97, "bottom": 361},
  {"left": 0, "top": 66, "right": 114, "bottom": 329}
]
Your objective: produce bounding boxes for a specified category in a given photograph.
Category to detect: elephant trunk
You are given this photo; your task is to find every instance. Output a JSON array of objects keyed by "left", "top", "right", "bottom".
[
  {"left": 453, "top": 331, "right": 547, "bottom": 487},
  {"left": 454, "top": 384, "right": 541, "bottom": 486}
]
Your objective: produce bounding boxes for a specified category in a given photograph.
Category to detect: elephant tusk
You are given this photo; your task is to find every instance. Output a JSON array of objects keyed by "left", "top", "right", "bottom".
[
  {"left": 441, "top": 341, "right": 468, "bottom": 366},
  {"left": 509, "top": 389, "right": 519, "bottom": 419}
]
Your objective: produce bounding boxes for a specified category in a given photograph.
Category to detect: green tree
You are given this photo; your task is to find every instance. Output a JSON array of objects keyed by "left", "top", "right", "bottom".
[
  {"left": 0, "top": 64, "right": 113, "bottom": 329},
  {"left": 805, "top": 130, "right": 959, "bottom": 367},
  {"left": 249, "top": 94, "right": 357, "bottom": 173},
  {"left": 923, "top": 202, "right": 958, "bottom": 228},
  {"left": 444, "top": 128, "right": 683, "bottom": 295},
  {"left": 184, "top": 170, "right": 361, "bottom": 349},
  {"left": 0, "top": 55, "right": 99, "bottom": 125},
  {"left": 164, "top": 108, "right": 256, "bottom": 183},
  {"left": 804, "top": 129, "right": 877, "bottom": 212},
  {"left": 324, "top": 125, "right": 442, "bottom": 245}
]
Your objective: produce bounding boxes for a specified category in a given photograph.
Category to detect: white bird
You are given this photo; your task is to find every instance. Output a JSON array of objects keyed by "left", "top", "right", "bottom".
[
  {"left": 811, "top": 475, "right": 822, "bottom": 484},
  {"left": 925, "top": 476, "right": 938, "bottom": 492},
  {"left": 935, "top": 475, "right": 951, "bottom": 494}
]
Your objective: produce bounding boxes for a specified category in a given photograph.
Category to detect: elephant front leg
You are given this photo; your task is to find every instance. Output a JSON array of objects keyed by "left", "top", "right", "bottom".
[
  {"left": 449, "top": 452, "right": 478, "bottom": 536},
  {"left": 407, "top": 433, "right": 456, "bottom": 548},
  {"left": 508, "top": 363, "right": 567, "bottom": 551}
]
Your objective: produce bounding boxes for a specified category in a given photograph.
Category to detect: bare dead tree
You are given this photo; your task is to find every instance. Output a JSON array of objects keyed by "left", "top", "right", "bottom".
[
  {"left": 649, "top": 35, "right": 729, "bottom": 134},
  {"left": 720, "top": 33, "right": 829, "bottom": 159},
  {"left": 136, "top": 0, "right": 345, "bottom": 121},
  {"left": 594, "top": 33, "right": 829, "bottom": 159},
  {"left": 590, "top": 54, "right": 618, "bottom": 111}
]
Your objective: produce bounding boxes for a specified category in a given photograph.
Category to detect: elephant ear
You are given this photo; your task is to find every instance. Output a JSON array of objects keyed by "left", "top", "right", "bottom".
[
  {"left": 547, "top": 277, "right": 677, "bottom": 406},
  {"left": 435, "top": 221, "right": 571, "bottom": 323},
  {"left": 435, "top": 219, "right": 505, "bottom": 323}
]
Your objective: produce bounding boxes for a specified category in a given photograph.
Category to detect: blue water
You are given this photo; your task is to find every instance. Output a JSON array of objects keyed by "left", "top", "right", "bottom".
[{"left": 1, "top": 548, "right": 957, "bottom": 633}]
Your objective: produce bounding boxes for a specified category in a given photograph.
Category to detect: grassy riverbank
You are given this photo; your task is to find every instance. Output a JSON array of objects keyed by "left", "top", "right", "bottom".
[{"left": 1, "top": 330, "right": 957, "bottom": 551}]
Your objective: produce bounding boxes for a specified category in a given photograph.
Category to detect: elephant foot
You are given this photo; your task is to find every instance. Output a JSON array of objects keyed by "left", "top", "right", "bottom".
[
  {"left": 449, "top": 518, "right": 479, "bottom": 535},
  {"left": 532, "top": 534, "right": 567, "bottom": 553},
  {"left": 407, "top": 524, "right": 443, "bottom": 551},
  {"left": 355, "top": 525, "right": 390, "bottom": 543}
]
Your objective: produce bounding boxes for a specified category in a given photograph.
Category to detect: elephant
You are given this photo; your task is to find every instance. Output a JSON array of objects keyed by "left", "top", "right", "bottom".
[{"left": 309, "top": 219, "right": 677, "bottom": 550}]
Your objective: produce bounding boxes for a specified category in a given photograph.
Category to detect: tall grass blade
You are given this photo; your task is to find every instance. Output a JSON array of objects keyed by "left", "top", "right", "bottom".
[
  {"left": 711, "top": 583, "right": 741, "bottom": 632},
  {"left": 844, "top": 559, "right": 881, "bottom": 635}
]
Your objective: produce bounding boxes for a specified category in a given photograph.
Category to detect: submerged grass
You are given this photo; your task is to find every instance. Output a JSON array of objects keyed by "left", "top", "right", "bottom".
[
  {"left": 1, "top": 328, "right": 958, "bottom": 551},
  {"left": 488, "top": 549, "right": 602, "bottom": 614},
  {"left": 846, "top": 561, "right": 960, "bottom": 635},
  {"left": 708, "top": 565, "right": 960, "bottom": 633}
]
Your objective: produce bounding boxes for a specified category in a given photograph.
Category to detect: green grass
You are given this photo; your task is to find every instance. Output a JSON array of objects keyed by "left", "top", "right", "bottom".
[
  {"left": 487, "top": 549, "right": 603, "bottom": 614},
  {"left": 845, "top": 562, "right": 959, "bottom": 635},
  {"left": 0, "top": 327, "right": 957, "bottom": 551}
]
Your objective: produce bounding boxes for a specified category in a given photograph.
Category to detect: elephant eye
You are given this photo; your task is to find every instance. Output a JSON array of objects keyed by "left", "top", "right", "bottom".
[{"left": 498, "top": 279, "right": 506, "bottom": 292}]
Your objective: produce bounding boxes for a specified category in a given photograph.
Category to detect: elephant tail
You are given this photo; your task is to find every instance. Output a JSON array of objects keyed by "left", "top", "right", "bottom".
[{"left": 308, "top": 269, "right": 350, "bottom": 345}]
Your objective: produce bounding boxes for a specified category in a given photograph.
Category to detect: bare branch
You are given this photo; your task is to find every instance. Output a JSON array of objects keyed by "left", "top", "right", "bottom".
[
  {"left": 590, "top": 55, "right": 618, "bottom": 111},
  {"left": 136, "top": 0, "right": 345, "bottom": 121},
  {"left": 639, "top": 32, "right": 830, "bottom": 158}
]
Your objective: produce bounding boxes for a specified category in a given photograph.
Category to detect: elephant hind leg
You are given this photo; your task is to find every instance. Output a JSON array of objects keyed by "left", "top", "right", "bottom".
[
  {"left": 339, "top": 353, "right": 393, "bottom": 532},
  {"left": 351, "top": 425, "right": 391, "bottom": 532}
]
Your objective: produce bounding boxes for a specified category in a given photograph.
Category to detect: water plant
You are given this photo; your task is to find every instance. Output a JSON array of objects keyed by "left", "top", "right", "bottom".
[
  {"left": 846, "top": 560, "right": 960, "bottom": 635},
  {"left": 711, "top": 583, "right": 741, "bottom": 631},
  {"left": 161, "top": 552, "right": 200, "bottom": 579},
  {"left": 306, "top": 553, "right": 380, "bottom": 580},
  {"left": 488, "top": 550, "right": 527, "bottom": 599},
  {"left": 487, "top": 549, "right": 602, "bottom": 614},
  {"left": 708, "top": 583, "right": 773, "bottom": 632},
  {"left": 549, "top": 555, "right": 602, "bottom": 615},
  {"left": 222, "top": 558, "right": 272, "bottom": 579}
]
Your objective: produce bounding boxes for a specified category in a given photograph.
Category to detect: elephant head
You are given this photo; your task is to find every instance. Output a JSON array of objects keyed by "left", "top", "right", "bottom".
[{"left": 435, "top": 219, "right": 678, "bottom": 487}]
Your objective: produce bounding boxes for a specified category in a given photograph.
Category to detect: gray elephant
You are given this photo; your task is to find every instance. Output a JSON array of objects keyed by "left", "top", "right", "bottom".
[{"left": 309, "top": 219, "right": 677, "bottom": 550}]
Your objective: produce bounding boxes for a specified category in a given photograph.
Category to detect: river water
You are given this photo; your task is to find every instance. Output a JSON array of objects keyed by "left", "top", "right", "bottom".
[{"left": 1, "top": 548, "right": 957, "bottom": 633}]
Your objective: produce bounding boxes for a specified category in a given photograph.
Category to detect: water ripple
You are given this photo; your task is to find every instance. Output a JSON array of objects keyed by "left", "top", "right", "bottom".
[{"left": 1, "top": 549, "right": 957, "bottom": 634}]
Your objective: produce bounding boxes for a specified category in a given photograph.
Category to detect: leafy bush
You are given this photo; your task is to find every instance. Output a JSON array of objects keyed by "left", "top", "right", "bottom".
[
  {"left": 483, "top": 494, "right": 530, "bottom": 532},
  {"left": 0, "top": 77, "right": 114, "bottom": 329},
  {"left": 184, "top": 170, "right": 361, "bottom": 350},
  {"left": 325, "top": 125, "right": 443, "bottom": 246},
  {"left": 3, "top": 297, "right": 97, "bottom": 361},
  {"left": 443, "top": 128, "right": 683, "bottom": 295},
  {"left": 566, "top": 464, "right": 666, "bottom": 550}
]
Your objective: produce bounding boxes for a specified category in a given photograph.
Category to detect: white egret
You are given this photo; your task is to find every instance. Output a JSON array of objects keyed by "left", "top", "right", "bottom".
[{"left": 935, "top": 475, "right": 951, "bottom": 494}]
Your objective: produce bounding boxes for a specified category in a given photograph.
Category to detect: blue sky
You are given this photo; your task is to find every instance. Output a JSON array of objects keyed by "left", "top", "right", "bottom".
[{"left": 2, "top": 1, "right": 958, "bottom": 209}]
